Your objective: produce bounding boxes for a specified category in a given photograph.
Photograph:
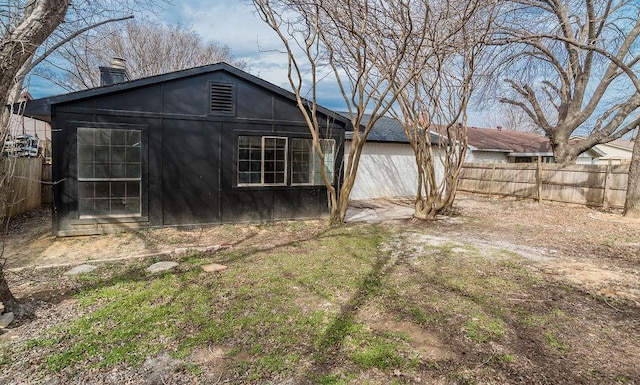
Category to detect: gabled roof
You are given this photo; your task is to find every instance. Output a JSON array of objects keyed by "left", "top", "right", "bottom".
[
  {"left": 345, "top": 114, "right": 443, "bottom": 144},
  {"left": 22, "top": 62, "right": 350, "bottom": 126},
  {"left": 466, "top": 126, "right": 552, "bottom": 153},
  {"left": 596, "top": 139, "right": 635, "bottom": 151}
]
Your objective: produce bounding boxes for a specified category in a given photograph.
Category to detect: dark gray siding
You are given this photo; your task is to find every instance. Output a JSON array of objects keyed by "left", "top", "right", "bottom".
[{"left": 51, "top": 69, "right": 344, "bottom": 235}]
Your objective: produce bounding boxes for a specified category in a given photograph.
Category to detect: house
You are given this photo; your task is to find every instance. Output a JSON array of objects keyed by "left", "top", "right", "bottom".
[
  {"left": 345, "top": 115, "right": 446, "bottom": 200},
  {"left": 23, "top": 63, "right": 348, "bottom": 236},
  {"left": 465, "top": 126, "right": 603, "bottom": 164},
  {"left": 6, "top": 93, "right": 52, "bottom": 160},
  {"left": 591, "top": 139, "right": 634, "bottom": 165}
]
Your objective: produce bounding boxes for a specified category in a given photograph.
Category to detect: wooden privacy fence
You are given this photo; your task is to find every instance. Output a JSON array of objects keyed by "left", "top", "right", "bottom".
[
  {"left": 458, "top": 162, "right": 629, "bottom": 209},
  {"left": 3, "top": 157, "right": 43, "bottom": 217}
]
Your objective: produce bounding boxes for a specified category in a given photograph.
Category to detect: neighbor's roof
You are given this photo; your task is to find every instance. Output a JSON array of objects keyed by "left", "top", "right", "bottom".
[
  {"left": 598, "top": 138, "right": 635, "bottom": 150},
  {"left": 345, "top": 114, "right": 443, "bottom": 144},
  {"left": 466, "top": 126, "right": 553, "bottom": 153},
  {"left": 21, "top": 62, "right": 351, "bottom": 127}
]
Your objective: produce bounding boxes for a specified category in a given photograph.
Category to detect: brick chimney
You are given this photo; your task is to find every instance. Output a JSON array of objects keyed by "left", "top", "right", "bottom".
[{"left": 99, "top": 57, "right": 129, "bottom": 86}]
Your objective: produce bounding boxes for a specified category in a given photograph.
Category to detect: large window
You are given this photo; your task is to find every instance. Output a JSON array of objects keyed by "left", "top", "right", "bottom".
[
  {"left": 77, "top": 128, "right": 142, "bottom": 217},
  {"left": 291, "top": 138, "right": 335, "bottom": 185},
  {"left": 238, "top": 136, "right": 287, "bottom": 185}
]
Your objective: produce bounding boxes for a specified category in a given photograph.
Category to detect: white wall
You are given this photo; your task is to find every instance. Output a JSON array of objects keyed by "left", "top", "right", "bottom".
[
  {"left": 594, "top": 143, "right": 633, "bottom": 164},
  {"left": 345, "top": 141, "right": 445, "bottom": 200},
  {"left": 465, "top": 150, "right": 508, "bottom": 163}
]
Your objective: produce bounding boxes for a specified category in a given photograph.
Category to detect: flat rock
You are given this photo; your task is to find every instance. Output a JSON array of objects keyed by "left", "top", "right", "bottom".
[
  {"left": 64, "top": 264, "right": 97, "bottom": 275},
  {"left": 0, "top": 312, "right": 14, "bottom": 328},
  {"left": 201, "top": 263, "right": 228, "bottom": 273},
  {"left": 146, "top": 261, "right": 179, "bottom": 273}
]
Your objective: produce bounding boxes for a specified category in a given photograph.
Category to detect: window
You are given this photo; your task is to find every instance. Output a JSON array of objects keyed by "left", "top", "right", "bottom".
[
  {"left": 291, "top": 138, "right": 335, "bottom": 185},
  {"left": 77, "top": 128, "right": 141, "bottom": 217},
  {"left": 238, "top": 136, "right": 287, "bottom": 185}
]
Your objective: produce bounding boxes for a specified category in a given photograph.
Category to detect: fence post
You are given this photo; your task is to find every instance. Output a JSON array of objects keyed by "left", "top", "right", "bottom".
[
  {"left": 536, "top": 156, "right": 542, "bottom": 203},
  {"left": 602, "top": 160, "right": 612, "bottom": 210},
  {"left": 489, "top": 161, "right": 496, "bottom": 198}
]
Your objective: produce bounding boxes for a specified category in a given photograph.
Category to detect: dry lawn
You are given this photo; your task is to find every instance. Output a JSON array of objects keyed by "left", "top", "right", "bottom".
[{"left": 0, "top": 193, "right": 638, "bottom": 384}]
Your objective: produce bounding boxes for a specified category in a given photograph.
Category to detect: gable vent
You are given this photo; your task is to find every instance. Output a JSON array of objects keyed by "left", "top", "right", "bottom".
[{"left": 210, "top": 82, "right": 234, "bottom": 114}]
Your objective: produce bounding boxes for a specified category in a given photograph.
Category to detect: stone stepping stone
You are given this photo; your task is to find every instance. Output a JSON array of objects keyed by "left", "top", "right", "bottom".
[
  {"left": 201, "top": 263, "right": 228, "bottom": 273},
  {"left": 64, "top": 264, "right": 97, "bottom": 275},
  {"left": 0, "top": 312, "right": 14, "bottom": 329},
  {"left": 146, "top": 261, "right": 179, "bottom": 273}
]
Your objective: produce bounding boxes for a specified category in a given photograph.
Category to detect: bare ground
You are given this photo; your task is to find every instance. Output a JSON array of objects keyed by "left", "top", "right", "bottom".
[{"left": 1, "top": 193, "right": 639, "bottom": 384}]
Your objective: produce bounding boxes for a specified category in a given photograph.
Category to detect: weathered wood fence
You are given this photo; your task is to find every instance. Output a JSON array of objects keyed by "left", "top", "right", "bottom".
[
  {"left": 458, "top": 161, "right": 629, "bottom": 209},
  {"left": 3, "top": 157, "right": 43, "bottom": 217}
]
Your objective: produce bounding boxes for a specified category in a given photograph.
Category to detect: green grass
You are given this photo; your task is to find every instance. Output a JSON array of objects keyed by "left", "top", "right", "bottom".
[
  {"left": 544, "top": 332, "right": 570, "bottom": 353},
  {"left": 13, "top": 220, "right": 585, "bottom": 383}
]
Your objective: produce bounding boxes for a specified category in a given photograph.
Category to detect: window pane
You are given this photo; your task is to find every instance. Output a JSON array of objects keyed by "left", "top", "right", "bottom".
[
  {"left": 95, "top": 182, "right": 110, "bottom": 198},
  {"left": 126, "top": 146, "right": 141, "bottom": 163},
  {"left": 77, "top": 129, "right": 94, "bottom": 145},
  {"left": 111, "top": 164, "right": 126, "bottom": 178},
  {"left": 95, "top": 164, "right": 109, "bottom": 178},
  {"left": 126, "top": 164, "right": 141, "bottom": 178},
  {"left": 95, "top": 146, "right": 110, "bottom": 162},
  {"left": 96, "top": 130, "right": 110, "bottom": 145},
  {"left": 112, "top": 146, "right": 126, "bottom": 162},
  {"left": 111, "top": 182, "right": 125, "bottom": 197},
  {"left": 78, "top": 145, "right": 94, "bottom": 163},
  {"left": 111, "top": 131, "right": 126, "bottom": 145},
  {"left": 239, "top": 160, "right": 250, "bottom": 172},
  {"left": 95, "top": 198, "right": 110, "bottom": 213},
  {"left": 111, "top": 198, "right": 126, "bottom": 215},
  {"left": 126, "top": 181, "right": 140, "bottom": 197},
  {"left": 127, "top": 131, "right": 141, "bottom": 146},
  {"left": 78, "top": 182, "right": 94, "bottom": 199},
  {"left": 78, "top": 163, "right": 94, "bottom": 179},
  {"left": 238, "top": 172, "right": 251, "bottom": 184},
  {"left": 125, "top": 198, "right": 141, "bottom": 215},
  {"left": 292, "top": 138, "right": 312, "bottom": 185}
]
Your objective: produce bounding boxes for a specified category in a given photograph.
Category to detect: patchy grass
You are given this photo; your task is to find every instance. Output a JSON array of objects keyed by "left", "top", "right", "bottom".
[{"left": 7, "top": 220, "right": 640, "bottom": 384}]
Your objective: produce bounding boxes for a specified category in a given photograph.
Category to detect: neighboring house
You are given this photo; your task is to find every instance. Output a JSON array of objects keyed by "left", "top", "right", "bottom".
[
  {"left": 590, "top": 138, "right": 634, "bottom": 165},
  {"left": 345, "top": 115, "right": 445, "bottom": 200},
  {"left": 23, "top": 63, "right": 348, "bottom": 236},
  {"left": 465, "top": 126, "right": 604, "bottom": 164},
  {"left": 5, "top": 93, "right": 52, "bottom": 160}
]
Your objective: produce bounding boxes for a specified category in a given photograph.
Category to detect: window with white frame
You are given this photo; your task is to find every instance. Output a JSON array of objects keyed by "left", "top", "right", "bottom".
[
  {"left": 237, "top": 136, "right": 287, "bottom": 185},
  {"left": 77, "top": 128, "right": 142, "bottom": 217},
  {"left": 291, "top": 138, "right": 335, "bottom": 185}
]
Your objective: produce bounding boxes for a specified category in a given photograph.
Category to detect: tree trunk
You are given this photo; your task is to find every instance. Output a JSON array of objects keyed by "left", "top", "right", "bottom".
[
  {"left": 0, "top": 0, "right": 70, "bottom": 318},
  {"left": 624, "top": 137, "right": 640, "bottom": 217},
  {"left": 552, "top": 141, "right": 578, "bottom": 166},
  {"left": 0, "top": 266, "right": 31, "bottom": 317}
]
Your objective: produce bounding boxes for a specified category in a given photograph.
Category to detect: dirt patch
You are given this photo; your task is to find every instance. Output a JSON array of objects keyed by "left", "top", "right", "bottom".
[{"left": 1, "top": 194, "right": 639, "bottom": 384}]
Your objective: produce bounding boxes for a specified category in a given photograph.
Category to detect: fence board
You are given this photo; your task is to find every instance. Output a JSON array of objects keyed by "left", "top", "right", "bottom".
[
  {"left": 41, "top": 163, "right": 52, "bottom": 204},
  {"left": 459, "top": 162, "right": 629, "bottom": 208},
  {"left": 3, "top": 158, "right": 42, "bottom": 218}
]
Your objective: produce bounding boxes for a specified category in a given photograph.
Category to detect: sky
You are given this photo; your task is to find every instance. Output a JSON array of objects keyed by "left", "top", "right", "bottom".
[{"left": 25, "top": 0, "right": 491, "bottom": 126}]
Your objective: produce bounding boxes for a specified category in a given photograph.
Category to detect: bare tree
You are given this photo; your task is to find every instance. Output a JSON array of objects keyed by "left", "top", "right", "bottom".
[
  {"left": 390, "top": 0, "right": 496, "bottom": 219},
  {"left": 0, "top": 0, "right": 70, "bottom": 317},
  {"left": 0, "top": 0, "right": 167, "bottom": 317},
  {"left": 495, "top": 0, "right": 640, "bottom": 165},
  {"left": 34, "top": 19, "right": 247, "bottom": 92},
  {"left": 253, "top": 0, "right": 429, "bottom": 223}
]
